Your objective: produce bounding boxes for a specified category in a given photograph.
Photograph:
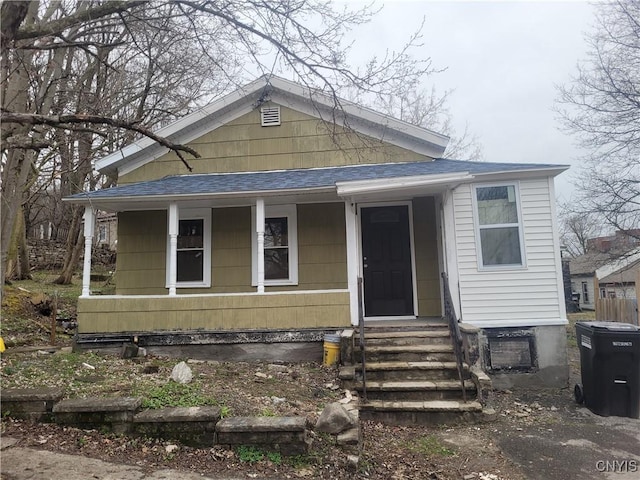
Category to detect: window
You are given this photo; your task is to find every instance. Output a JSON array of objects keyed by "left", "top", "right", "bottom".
[
  {"left": 98, "top": 225, "right": 107, "bottom": 243},
  {"left": 166, "top": 208, "right": 211, "bottom": 288},
  {"left": 264, "top": 217, "right": 289, "bottom": 280},
  {"left": 252, "top": 205, "right": 298, "bottom": 286},
  {"left": 582, "top": 282, "right": 589, "bottom": 303},
  {"left": 177, "top": 219, "right": 205, "bottom": 282},
  {"left": 474, "top": 184, "right": 524, "bottom": 268}
]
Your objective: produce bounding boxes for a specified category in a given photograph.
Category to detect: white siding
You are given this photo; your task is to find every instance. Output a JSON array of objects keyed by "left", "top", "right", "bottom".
[
  {"left": 572, "top": 275, "right": 596, "bottom": 310},
  {"left": 452, "top": 178, "right": 565, "bottom": 326}
]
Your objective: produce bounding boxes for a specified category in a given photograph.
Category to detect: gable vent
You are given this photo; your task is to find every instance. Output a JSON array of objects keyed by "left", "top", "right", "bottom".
[{"left": 261, "top": 106, "right": 281, "bottom": 126}]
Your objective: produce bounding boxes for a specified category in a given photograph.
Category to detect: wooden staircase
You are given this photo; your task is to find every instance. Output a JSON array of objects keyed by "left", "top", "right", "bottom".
[{"left": 339, "top": 321, "right": 485, "bottom": 425}]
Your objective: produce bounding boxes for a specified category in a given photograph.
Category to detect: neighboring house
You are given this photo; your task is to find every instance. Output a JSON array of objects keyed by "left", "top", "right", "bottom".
[
  {"left": 95, "top": 212, "right": 117, "bottom": 250},
  {"left": 599, "top": 260, "right": 639, "bottom": 300},
  {"left": 569, "top": 252, "right": 611, "bottom": 310},
  {"left": 569, "top": 248, "right": 640, "bottom": 309},
  {"left": 65, "top": 76, "right": 569, "bottom": 387},
  {"left": 30, "top": 212, "right": 117, "bottom": 250}
]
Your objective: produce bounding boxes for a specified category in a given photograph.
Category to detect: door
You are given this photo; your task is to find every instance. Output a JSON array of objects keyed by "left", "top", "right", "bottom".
[{"left": 361, "top": 205, "right": 414, "bottom": 317}]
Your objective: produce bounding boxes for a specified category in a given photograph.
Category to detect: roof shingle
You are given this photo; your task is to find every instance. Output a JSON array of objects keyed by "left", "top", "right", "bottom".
[{"left": 70, "top": 159, "right": 565, "bottom": 200}]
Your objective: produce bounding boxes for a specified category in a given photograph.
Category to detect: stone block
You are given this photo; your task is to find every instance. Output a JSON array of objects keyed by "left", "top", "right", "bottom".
[
  {"left": 133, "top": 406, "right": 220, "bottom": 447},
  {"left": 53, "top": 397, "right": 141, "bottom": 433},
  {"left": 340, "top": 329, "right": 354, "bottom": 366},
  {"left": 53, "top": 397, "right": 141, "bottom": 413},
  {"left": 0, "top": 387, "right": 64, "bottom": 422},
  {"left": 216, "top": 416, "right": 309, "bottom": 455},
  {"left": 337, "top": 426, "right": 360, "bottom": 446}
]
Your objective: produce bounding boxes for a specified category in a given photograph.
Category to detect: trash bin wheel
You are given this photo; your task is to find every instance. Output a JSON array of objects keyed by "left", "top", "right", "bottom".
[{"left": 574, "top": 383, "right": 584, "bottom": 404}]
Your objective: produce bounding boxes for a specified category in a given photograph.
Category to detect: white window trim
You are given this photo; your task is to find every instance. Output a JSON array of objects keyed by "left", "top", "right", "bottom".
[
  {"left": 165, "top": 208, "right": 212, "bottom": 288},
  {"left": 251, "top": 204, "right": 298, "bottom": 286},
  {"left": 472, "top": 182, "right": 526, "bottom": 271}
]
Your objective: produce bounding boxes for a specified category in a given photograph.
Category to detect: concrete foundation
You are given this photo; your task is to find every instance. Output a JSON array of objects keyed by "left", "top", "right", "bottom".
[
  {"left": 479, "top": 325, "right": 569, "bottom": 389},
  {"left": 74, "top": 329, "right": 340, "bottom": 363}
]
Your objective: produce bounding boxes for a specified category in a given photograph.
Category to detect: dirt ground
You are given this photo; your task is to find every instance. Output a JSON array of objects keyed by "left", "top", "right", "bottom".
[
  {"left": 2, "top": 285, "right": 639, "bottom": 479},
  {"left": 1, "top": 348, "right": 523, "bottom": 480}
]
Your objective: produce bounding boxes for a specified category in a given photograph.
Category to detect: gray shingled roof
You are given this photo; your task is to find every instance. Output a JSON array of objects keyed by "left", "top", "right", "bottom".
[
  {"left": 569, "top": 252, "right": 616, "bottom": 276},
  {"left": 70, "top": 159, "right": 565, "bottom": 200}
]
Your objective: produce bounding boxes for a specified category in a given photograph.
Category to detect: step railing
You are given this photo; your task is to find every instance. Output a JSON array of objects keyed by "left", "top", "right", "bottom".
[
  {"left": 357, "top": 277, "right": 367, "bottom": 402},
  {"left": 441, "top": 272, "right": 467, "bottom": 402}
]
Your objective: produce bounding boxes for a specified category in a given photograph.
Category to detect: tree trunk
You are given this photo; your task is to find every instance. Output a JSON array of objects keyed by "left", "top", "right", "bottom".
[
  {"left": 18, "top": 206, "right": 32, "bottom": 280},
  {"left": 1, "top": 150, "right": 32, "bottom": 285},
  {"left": 0, "top": 1, "right": 39, "bottom": 289},
  {"left": 4, "top": 205, "right": 20, "bottom": 280},
  {"left": 6, "top": 205, "right": 32, "bottom": 280},
  {"left": 53, "top": 207, "right": 83, "bottom": 285}
]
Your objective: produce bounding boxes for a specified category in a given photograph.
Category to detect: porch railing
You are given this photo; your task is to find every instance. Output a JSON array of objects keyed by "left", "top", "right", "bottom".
[
  {"left": 441, "top": 272, "right": 467, "bottom": 402},
  {"left": 357, "top": 276, "right": 367, "bottom": 402}
]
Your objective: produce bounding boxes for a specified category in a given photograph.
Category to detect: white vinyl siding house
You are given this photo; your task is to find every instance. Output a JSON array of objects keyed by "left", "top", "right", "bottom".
[{"left": 451, "top": 178, "right": 565, "bottom": 328}]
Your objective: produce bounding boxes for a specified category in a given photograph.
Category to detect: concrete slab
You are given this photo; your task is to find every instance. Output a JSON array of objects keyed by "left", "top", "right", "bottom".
[{"left": 0, "top": 447, "right": 244, "bottom": 480}]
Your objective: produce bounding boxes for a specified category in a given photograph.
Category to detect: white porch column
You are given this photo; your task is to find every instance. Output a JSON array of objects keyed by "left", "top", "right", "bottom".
[
  {"left": 256, "top": 197, "right": 265, "bottom": 293},
  {"left": 345, "top": 201, "right": 360, "bottom": 326},
  {"left": 441, "top": 190, "right": 462, "bottom": 318},
  {"left": 81, "top": 207, "right": 95, "bottom": 297},
  {"left": 168, "top": 203, "right": 179, "bottom": 296}
]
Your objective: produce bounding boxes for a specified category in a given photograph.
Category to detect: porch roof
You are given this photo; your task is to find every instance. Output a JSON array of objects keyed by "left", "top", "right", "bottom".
[{"left": 66, "top": 159, "right": 568, "bottom": 208}]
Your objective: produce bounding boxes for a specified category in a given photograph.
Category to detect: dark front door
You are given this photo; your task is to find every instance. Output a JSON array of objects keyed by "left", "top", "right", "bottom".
[{"left": 361, "top": 205, "right": 414, "bottom": 317}]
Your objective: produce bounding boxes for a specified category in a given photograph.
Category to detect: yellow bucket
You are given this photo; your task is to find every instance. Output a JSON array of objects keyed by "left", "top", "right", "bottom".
[{"left": 323, "top": 334, "right": 340, "bottom": 366}]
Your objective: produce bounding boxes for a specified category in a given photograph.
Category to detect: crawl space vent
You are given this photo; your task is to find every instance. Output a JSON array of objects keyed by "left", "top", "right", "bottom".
[
  {"left": 488, "top": 337, "right": 534, "bottom": 370},
  {"left": 261, "top": 106, "right": 281, "bottom": 126}
]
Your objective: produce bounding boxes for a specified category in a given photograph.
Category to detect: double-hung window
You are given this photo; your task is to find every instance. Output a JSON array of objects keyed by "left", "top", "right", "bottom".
[
  {"left": 252, "top": 204, "right": 298, "bottom": 286},
  {"left": 167, "top": 208, "right": 211, "bottom": 288},
  {"left": 474, "top": 184, "right": 524, "bottom": 268}
]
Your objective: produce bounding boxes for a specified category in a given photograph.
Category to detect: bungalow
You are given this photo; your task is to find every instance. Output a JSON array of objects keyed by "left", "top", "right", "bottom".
[
  {"left": 66, "top": 76, "right": 569, "bottom": 388},
  {"left": 570, "top": 249, "right": 640, "bottom": 310}
]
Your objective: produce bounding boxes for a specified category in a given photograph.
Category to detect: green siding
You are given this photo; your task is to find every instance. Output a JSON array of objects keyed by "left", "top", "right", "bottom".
[
  {"left": 116, "top": 211, "right": 167, "bottom": 295},
  {"left": 119, "top": 105, "right": 432, "bottom": 184},
  {"left": 413, "top": 197, "right": 442, "bottom": 316},
  {"left": 212, "top": 207, "right": 252, "bottom": 293},
  {"left": 297, "top": 203, "right": 347, "bottom": 290},
  {"left": 116, "top": 204, "right": 347, "bottom": 295},
  {"left": 77, "top": 291, "right": 351, "bottom": 333}
]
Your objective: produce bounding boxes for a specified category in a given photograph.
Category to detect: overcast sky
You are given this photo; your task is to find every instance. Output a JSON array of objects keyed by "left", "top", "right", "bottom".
[{"left": 349, "top": 0, "right": 597, "bottom": 201}]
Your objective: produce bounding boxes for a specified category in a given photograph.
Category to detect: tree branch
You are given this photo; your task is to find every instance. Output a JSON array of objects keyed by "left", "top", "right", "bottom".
[
  {"left": 10, "top": 1, "right": 149, "bottom": 42},
  {"left": 1, "top": 111, "right": 198, "bottom": 171}
]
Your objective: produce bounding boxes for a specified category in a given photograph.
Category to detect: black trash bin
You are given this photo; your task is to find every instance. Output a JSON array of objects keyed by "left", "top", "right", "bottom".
[{"left": 575, "top": 321, "right": 640, "bottom": 418}]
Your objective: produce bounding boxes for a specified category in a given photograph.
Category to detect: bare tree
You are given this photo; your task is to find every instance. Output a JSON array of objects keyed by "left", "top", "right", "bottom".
[
  {"left": 1, "top": 0, "right": 439, "bottom": 287},
  {"left": 556, "top": 0, "right": 640, "bottom": 239},
  {"left": 341, "top": 71, "right": 482, "bottom": 160},
  {"left": 374, "top": 84, "right": 482, "bottom": 160},
  {"left": 557, "top": 203, "right": 603, "bottom": 257}
]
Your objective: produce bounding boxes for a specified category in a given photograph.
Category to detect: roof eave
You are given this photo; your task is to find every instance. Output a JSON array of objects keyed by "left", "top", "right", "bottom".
[
  {"left": 62, "top": 185, "right": 338, "bottom": 208},
  {"left": 473, "top": 165, "right": 570, "bottom": 180}
]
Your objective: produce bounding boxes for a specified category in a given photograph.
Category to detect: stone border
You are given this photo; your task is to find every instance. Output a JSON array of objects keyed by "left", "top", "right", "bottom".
[{"left": 1, "top": 389, "right": 313, "bottom": 455}]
